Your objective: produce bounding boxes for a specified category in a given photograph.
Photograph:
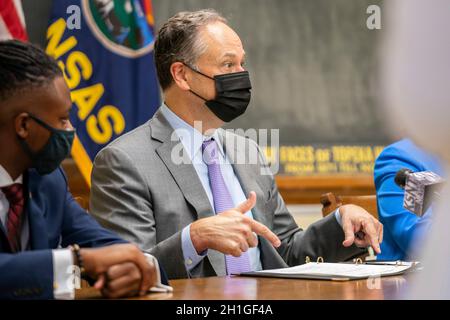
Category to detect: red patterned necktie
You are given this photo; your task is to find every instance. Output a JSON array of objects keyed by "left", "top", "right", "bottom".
[{"left": 1, "top": 183, "right": 24, "bottom": 252}]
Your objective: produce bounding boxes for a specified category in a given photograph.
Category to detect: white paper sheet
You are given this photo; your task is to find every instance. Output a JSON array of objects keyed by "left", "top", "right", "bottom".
[{"left": 256, "top": 262, "right": 413, "bottom": 278}]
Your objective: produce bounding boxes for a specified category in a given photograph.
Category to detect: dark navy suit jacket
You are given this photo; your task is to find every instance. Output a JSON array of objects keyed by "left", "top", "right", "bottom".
[
  {"left": 0, "top": 167, "right": 166, "bottom": 299},
  {"left": 374, "top": 139, "right": 445, "bottom": 260}
]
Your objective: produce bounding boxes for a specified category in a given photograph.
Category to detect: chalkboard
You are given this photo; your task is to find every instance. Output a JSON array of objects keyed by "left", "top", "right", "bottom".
[
  {"left": 153, "top": 0, "right": 389, "bottom": 146},
  {"left": 21, "top": 0, "right": 390, "bottom": 175}
]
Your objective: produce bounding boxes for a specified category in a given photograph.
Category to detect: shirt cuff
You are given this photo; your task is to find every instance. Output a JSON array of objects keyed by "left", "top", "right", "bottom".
[
  {"left": 181, "top": 224, "right": 207, "bottom": 272},
  {"left": 334, "top": 208, "right": 343, "bottom": 226},
  {"left": 52, "top": 249, "right": 75, "bottom": 300},
  {"left": 143, "top": 254, "right": 173, "bottom": 293}
]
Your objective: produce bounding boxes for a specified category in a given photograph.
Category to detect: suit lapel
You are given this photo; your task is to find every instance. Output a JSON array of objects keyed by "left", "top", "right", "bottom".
[
  {"left": 152, "top": 110, "right": 214, "bottom": 220},
  {"left": 151, "top": 110, "right": 226, "bottom": 276},
  {"left": 0, "top": 219, "right": 9, "bottom": 252},
  {"left": 156, "top": 141, "right": 215, "bottom": 221},
  {"left": 25, "top": 171, "right": 50, "bottom": 250}
]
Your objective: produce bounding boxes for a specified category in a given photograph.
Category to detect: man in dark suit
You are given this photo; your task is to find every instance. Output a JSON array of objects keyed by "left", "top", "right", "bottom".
[{"left": 0, "top": 40, "right": 165, "bottom": 299}]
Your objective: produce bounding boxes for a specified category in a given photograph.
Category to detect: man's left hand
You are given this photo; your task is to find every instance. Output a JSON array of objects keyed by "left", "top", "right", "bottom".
[{"left": 339, "top": 204, "right": 383, "bottom": 254}]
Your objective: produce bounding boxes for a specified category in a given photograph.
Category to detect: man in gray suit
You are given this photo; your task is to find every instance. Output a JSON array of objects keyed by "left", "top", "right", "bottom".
[{"left": 90, "top": 9, "right": 383, "bottom": 279}]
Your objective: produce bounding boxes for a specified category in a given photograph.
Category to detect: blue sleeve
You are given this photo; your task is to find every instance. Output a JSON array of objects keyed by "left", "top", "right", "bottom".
[
  {"left": 60, "top": 190, "right": 127, "bottom": 248},
  {"left": 374, "top": 145, "right": 433, "bottom": 255},
  {"left": 0, "top": 250, "right": 54, "bottom": 299},
  {"left": 57, "top": 169, "right": 170, "bottom": 285},
  {"left": 58, "top": 168, "right": 127, "bottom": 248}
]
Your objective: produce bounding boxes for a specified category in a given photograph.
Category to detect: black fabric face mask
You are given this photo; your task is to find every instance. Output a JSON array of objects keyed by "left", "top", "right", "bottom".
[
  {"left": 18, "top": 114, "right": 75, "bottom": 175},
  {"left": 186, "top": 65, "right": 252, "bottom": 122}
]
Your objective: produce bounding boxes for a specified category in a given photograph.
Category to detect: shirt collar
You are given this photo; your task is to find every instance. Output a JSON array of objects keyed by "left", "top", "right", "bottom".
[
  {"left": 0, "top": 164, "right": 23, "bottom": 188},
  {"left": 159, "top": 103, "right": 225, "bottom": 161}
]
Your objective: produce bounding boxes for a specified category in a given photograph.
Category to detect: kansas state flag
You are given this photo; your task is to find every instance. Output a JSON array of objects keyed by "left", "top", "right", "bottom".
[{"left": 46, "top": 0, "right": 160, "bottom": 186}]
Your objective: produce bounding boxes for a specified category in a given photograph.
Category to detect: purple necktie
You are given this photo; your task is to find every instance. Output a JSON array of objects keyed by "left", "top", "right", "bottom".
[{"left": 202, "top": 139, "right": 252, "bottom": 275}]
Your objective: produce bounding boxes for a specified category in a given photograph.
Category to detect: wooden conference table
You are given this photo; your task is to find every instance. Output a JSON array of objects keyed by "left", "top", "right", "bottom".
[{"left": 76, "top": 274, "right": 410, "bottom": 300}]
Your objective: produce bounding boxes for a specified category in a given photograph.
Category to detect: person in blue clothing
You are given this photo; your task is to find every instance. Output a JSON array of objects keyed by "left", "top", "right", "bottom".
[
  {"left": 0, "top": 40, "right": 165, "bottom": 299},
  {"left": 374, "top": 138, "right": 445, "bottom": 261}
]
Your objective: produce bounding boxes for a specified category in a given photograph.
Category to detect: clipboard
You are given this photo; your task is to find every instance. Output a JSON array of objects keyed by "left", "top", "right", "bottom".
[{"left": 237, "top": 257, "right": 418, "bottom": 281}]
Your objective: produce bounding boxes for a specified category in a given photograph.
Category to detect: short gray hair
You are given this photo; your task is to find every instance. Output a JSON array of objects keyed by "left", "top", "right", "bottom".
[{"left": 154, "top": 9, "right": 227, "bottom": 90}]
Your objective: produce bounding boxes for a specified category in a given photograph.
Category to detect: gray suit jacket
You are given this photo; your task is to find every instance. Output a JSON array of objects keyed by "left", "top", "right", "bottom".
[{"left": 90, "top": 109, "right": 364, "bottom": 279}]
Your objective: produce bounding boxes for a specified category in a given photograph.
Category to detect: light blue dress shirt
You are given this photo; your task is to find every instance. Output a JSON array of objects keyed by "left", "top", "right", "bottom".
[
  {"left": 160, "top": 104, "right": 262, "bottom": 274},
  {"left": 160, "top": 103, "right": 342, "bottom": 274}
]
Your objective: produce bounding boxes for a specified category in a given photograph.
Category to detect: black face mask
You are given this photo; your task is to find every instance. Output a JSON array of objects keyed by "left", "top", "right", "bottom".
[
  {"left": 18, "top": 114, "right": 75, "bottom": 175},
  {"left": 186, "top": 65, "right": 252, "bottom": 122}
]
